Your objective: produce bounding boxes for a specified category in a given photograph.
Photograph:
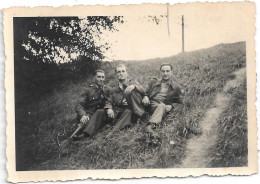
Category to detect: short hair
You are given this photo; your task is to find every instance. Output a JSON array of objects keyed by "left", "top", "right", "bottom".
[
  {"left": 160, "top": 63, "right": 173, "bottom": 71},
  {"left": 115, "top": 64, "right": 127, "bottom": 72},
  {"left": 95, "top": 69, "right": 105, "bottom": 75}
]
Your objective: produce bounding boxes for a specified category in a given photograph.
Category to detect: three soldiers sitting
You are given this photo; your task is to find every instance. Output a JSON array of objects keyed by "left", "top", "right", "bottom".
[{"left": 73, "top": 63, "right": 182, "bottom": 141}]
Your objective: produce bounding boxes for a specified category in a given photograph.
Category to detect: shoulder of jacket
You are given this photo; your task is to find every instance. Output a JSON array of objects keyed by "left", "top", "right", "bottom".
[
  {"left": 113, "top": 79, "right": 121, "bottom": 86},
  {"left": 171, "top": 80, "right": 182, "bottom": 89},
  {"left": 82, "top": 84, "right": 97, "bottom": 93},
  {"left": 129, "top": 79, "right": 139, "bottom": 85},
  {"left": 150, "top": 78, "right": 158, "bottom": 83},
  {"left": 108, "top": 82, "right": 117, "bottom": 90}
]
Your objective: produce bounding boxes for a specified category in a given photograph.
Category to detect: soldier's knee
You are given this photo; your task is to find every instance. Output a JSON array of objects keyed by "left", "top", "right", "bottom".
[
  {"left": 157, "top": 103, "right": 166, "bottom": 108},
  {"left": 125, "top": 89, "right": 138, "bottom": 96},
  {"left": 130, "top": 90, "right": 143, "bottom": 102},
  {"left": 131, "top": 89, "right": 141, "bottom": 96}
]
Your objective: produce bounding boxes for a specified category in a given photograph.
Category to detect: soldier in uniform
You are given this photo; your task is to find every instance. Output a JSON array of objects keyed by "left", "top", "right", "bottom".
[
  {"left": 142, "top": 63, "right": 183, "bottom": 141},
  {"left": 74, "top": 69, "right": 110, "bottom": 139},
  {"left": 105, "top": 64, "right": 146, "bottom": 137}
]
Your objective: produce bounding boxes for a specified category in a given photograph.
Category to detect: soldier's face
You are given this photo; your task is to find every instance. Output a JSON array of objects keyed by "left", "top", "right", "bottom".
[
  {"left": 95, "top": 72, "right": 105, "bottom": 86},
  {"left": 116, "top": 66, "right": 128, "bottom": 81},
  {"left": 160, "top": 65, "right": 172, "bottom": 81}
]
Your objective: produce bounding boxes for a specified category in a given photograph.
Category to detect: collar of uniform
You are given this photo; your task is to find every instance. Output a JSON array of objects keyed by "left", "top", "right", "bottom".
[
  {"left": 118, "top": 78, "right": 131, "bottom": 87},
  {"left": 155, "top": 79, "right": 173, "bottom": 87},
  {"left": 93, "top": 83, "right": 103, "bottom": 90},
  {"left": 114, "top": 82, "right": 123, "bottom": 92},
  {"left": 154, "top": 79, "right": 161, "bottom": 86}
]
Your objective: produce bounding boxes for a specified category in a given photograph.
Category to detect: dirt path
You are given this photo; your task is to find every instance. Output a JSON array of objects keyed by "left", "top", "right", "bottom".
[{"left": 177, "top": 67, "right": 246, "bottom": 168}]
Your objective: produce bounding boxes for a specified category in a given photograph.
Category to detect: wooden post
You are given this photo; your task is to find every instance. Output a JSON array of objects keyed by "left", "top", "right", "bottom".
[{"left": 182, "top": 15, "right": 184, "bottom": 53}]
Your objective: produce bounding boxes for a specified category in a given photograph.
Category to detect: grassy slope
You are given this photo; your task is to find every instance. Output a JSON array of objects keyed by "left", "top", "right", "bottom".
[
  {"left": 208, "top": 77, "right": 247, "bottom": 167},
  {"left": 16, "top": 42, "right": 246, "bottom": 170}
]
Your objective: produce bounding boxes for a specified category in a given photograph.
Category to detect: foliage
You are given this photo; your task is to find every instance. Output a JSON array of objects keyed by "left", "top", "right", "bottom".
[
  {"left": 14, "top": 16, "right": 123, "bottom": 102},
  {"left": 14, "top": 16, "right": 123, "bottom": 63},
  {"left": 15, "top": 42, "right": 247, "bottom": 170},
  {"left": 14, "top": 16, "right": 123, "bottom": 170}
]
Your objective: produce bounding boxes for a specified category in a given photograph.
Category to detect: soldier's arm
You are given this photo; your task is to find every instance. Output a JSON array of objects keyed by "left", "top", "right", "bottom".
[
  {"left": 132, "top": 80, "right": 147, "bottom": 96},
  {"left": 145, "top": 79, "right": 155, "bottom": 97},
  {"left": 170, "top": 86, "right": 183, "bottom": 108},
  {"left": 104, "top": 88, "right": 114, "bottom": 110},
  {"left": 75, "top": 88, "right": 90, "bottom": 118},
  {"left": 103, "top": 86, "right": 111, "bottom": 100},
  {"left": 141, "top": 80, "right": 153, "bottom": 105},
  {"left": 104, "top": 89, "right": 115, "bottom": 118}
]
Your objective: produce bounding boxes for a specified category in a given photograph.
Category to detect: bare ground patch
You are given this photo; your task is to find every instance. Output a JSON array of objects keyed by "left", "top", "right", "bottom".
[{"left": 178, "top": 67, "right": 246, "bottom": 168}]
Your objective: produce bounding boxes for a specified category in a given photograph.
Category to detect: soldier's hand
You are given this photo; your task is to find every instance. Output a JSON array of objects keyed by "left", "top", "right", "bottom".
[
  {"left": 142, "top": 96, "right": 150, "bottom": 106},
  {"left": 165, "top": 105, "right": 173, "bottom": 112},
  {"left": 80, "top": 115, "right": 90, "bottom": 124},
  {"left": 125, "top": 85, "right": 135, "bottom": 94},
  {"left": 107, "top": 109, "right": 115, "bottom": 118}
]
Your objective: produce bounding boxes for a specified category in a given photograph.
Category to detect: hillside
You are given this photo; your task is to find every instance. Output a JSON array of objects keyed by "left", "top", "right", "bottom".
[{"left": 15, "top": 42, "right": 247, "bottom": 170}]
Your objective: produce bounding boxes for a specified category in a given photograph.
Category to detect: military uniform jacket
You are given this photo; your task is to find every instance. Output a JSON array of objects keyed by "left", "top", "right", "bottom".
[
  {"left": 146, "top": 78, "right": 182, "bottom": 107},
  {"left": 75, "top": 83, "right": 110, "bottom": 118},
  {"left": 104, "top": 78, "right": 146, "bottom": 111}
]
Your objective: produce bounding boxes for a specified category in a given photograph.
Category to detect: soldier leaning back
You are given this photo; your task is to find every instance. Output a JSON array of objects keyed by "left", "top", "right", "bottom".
[
  {"left": 105, "top": 64, "right": 147, "bottom": 137},
  {"left": 74, "top": 69, "right": 110, "bottom": 140},
  {"left": 142, "top": 63, "right": 183, "bottom": 141}
]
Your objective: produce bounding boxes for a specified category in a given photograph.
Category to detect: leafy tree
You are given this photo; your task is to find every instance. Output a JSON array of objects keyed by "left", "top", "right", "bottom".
[
  {"left": 13, "top": 16, "right": 123, "bottom": 104},
  {"left": 13, "top": 17, "right": 123, "bottom": 171},
  {"left": 14, "top": 16, "right": 123, "bottom": 64}
]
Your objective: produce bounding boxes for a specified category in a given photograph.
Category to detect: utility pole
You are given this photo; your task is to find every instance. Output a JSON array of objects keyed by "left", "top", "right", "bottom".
[{"left": 182, "top": 15, "right": 185, "bottom": 53}]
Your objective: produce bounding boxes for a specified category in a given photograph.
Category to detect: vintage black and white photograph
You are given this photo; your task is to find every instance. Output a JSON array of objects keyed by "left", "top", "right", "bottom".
[{"left": 4, "top": 2, "right": 257, "bottom": 182}]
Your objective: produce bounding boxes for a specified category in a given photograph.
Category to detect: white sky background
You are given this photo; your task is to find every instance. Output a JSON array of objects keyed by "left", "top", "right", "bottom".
[{"left": 102, "top": 3, "right": 251, "bottom": 61}]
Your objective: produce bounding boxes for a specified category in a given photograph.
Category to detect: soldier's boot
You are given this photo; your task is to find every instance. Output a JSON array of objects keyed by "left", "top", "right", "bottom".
[
  {"left": 146, "top": 123, "right": 159, "bottom": 139},
  {"left": 72, "top": 132, "right": 89, "bottom": 141}
]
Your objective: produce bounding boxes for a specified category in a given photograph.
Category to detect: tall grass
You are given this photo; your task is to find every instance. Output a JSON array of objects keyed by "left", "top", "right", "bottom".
[
  {"left": 15, "top": 42, "right": 246, "bottom": 170},
  {"left": 208, "top": 78, "right": 247, "bottom": 167}
]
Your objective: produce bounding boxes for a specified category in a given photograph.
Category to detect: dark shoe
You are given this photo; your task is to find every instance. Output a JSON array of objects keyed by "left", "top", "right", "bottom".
[
  {"left": 136, "top": 118, "right": 141, "bottom": 125},
  {"left": 146, "top": 123, "right": 161, "bottom": 145},
  {"left": 150, "top": 136, "right": 161, "bottom": 145},
  {"left": 145, "top": 123, "right": 157, "bottom": 133},
  {"left": 146, "top": 129, "right": 159, "bottom": 140},
  {"left": 72, "top": 132, "right": 89, "bottom": 141}
]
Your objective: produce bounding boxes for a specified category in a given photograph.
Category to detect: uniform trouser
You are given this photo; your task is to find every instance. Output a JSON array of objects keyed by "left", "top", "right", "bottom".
[
  {"left": 125, "top": 89, "right": 145, "bottom": 117},
  {"left": 111, "top": 90, "right": 145, "bottom": 133},
  {"left": 149, "top": 101, "right": 167, "bottom": 124},
  {"left": 110, "top": 108, "right": 132, "bottom": 133},
  {"left": 81, "top": 109, "right": 109, "bottom": 136}
]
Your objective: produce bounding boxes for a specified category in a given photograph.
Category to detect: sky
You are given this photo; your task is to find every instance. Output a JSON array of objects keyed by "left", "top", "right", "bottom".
[{"left": 101, "top": 3, "right": 253, "bottom": 61}]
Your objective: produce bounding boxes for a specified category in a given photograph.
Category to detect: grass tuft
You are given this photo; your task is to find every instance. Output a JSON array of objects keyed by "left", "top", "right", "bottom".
[{"left": 208, "top": 78, "right": 247, "bottom": 167}]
